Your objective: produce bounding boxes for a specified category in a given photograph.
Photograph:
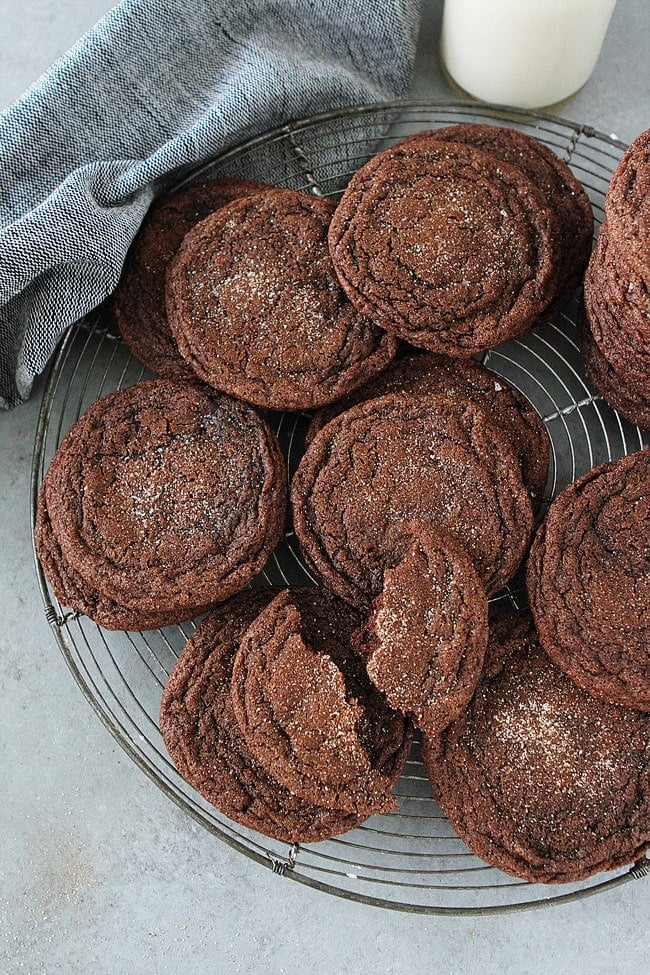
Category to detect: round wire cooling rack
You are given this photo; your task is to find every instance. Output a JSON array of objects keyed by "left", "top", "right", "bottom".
[{"left": 31, "top": 102, "right": 650, "bottom": 915}]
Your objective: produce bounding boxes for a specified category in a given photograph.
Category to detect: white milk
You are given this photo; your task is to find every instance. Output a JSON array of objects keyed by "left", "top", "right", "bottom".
[{"left": 440, "top": 0, "right": 617, "bottom": 109}]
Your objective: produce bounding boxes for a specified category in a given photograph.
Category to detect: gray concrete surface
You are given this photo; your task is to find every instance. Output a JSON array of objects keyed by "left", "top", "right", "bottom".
[{"left": 1, "top": 2, "right": 649, "bottom": 973}]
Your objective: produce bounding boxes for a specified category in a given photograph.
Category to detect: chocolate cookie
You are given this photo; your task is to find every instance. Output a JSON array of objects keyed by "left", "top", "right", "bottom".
[
  {"left": 165, "top": 187, "right": 398, "bottom": 410},
  {"left": 291, "top": 392, "right": 535, "bottom": 607},
  {"left": 422, "top": 613, "right": 650, "bottom": 884},
  {"left": 35, "top": 379, "right": 286, "bottom": 626},
  {"left": 526, "top": 451, "right": 650, "bottom": 711},
  {"left": 583, "top": 226, "right": 650, "bottom": 394},
  {"left": 328, "top": 139, "right": 558, "bottom": 356},
  {"left": 307, "top": 351, "right": 550, "bottom": 508},
  {"left": 403, "top": 123, "right": 593, "bottom": 311},
  {"left": 580, "top": 227, "right": 650, "bottom": 429},
  {"left": 112, "top": 178, "right": 268, "bottom": 378},
  {"left": 231, "top": 588, "right": 412, "bottom": 816},
  {"left": 605, "top": 128, "right": 650, "bottom": 280},
  {"left": 354, "top": 527, "right": 489, "bottom": 737},
  {"left": 579, "top": 314, "right": 650, "bottom": 429},
  {"left": 159, "top": 589, "right": 368, "bottom": 843},
  {"left": 35, "top": 484, "right": 177, "bottom": 631}
]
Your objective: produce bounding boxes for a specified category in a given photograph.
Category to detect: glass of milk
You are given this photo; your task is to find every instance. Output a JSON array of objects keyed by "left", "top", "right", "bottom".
[{"left": 440, "top": 0, "right": 617, "bottom": 109}]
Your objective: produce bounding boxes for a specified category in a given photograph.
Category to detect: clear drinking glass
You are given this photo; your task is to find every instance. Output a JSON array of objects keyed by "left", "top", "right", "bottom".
[{"left": 440, "top": 0, "right": 617, "bottom": 109}]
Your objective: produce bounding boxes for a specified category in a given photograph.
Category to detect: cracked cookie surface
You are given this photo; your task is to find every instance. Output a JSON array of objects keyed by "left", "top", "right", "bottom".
[
  {"left": 403, "top": 123, "right": 593, "bottom": 313},
  {"left": 605, "top": 128, "right": 650, "bottom": 280},
  {"left": 292, "top": 392, "right": 534, "bottom": 607},
  {"left": 35, "top": 484, "right": 178, "bottom": 631},
  {"left": 165, "top": 187, "right": 398, "bottom": 410},
  {"left": 526, "top": 450, "right": 650, "bottom": 711},
  {"left": 422, "top": 613, "right": 650, "bottom": 883},
  {"left": 328, "top": 139, "right": 558, "bottom": 356},
  {"left": 307, "top": 351, "right": 550, "bottom": 509},
  {"left": 231, "top": 588, "right": 412, "bottom": 816},
  {"left": 113, "top": 177, "right": 268, "bottom": 378},
  {"left": 36, "top": 379, "right": 286, "bottom": 624},
  {"left": 354, "top": 527, "right": 489, "bottom": 737}
]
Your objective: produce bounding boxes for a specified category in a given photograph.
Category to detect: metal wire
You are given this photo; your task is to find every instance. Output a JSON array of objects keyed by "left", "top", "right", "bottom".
[{"left": 31, "top": 101, "right": 649, "bottom": 914}]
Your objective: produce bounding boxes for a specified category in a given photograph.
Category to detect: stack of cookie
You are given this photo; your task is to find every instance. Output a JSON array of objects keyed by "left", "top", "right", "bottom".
[
  {"left": 328, "top": 124, "right": 593, "bottom": 357},
  {"left": 580, "top": 128, "right": 650, "bottom": 428},
  {"left": 159, "top": 587, "right": 413, "bottom": 844},
  {"left": 422, "top": 450, "right": 650, "bottom": 883},
  {"left": 34, "top": 379, "right": 287, "bottom": 630},
  {"left": 114, "top": 180, "right": 399, "bottom": 411}
]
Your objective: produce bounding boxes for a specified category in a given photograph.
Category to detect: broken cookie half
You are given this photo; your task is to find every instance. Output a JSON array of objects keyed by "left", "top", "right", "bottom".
[
  {"left": 355, "top": 527, "right": 489, "bottom": 738},
  {"left": 231, "top": 588, "right": 413, "bottom": 816}
]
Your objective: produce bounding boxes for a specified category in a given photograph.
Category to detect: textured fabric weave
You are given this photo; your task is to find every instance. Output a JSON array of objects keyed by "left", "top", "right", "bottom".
[{"left": 0, "top": 0, "right": 421, "bottom": 407}]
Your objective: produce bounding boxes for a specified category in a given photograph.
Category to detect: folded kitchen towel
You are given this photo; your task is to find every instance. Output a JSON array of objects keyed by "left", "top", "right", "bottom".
[{"left": 0, "top": 0, "right": 422, "bottom": 407}]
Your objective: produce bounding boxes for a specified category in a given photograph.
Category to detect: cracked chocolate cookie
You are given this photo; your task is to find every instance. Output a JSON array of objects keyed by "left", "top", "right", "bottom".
[
  {"left": 112, "top": 177, "right": 268, "bottom": 378},
  {"left": 231, "top": 588, "right": 412, "bottom": 816},
  {"left": 306, "top": 351, "right": 550, "bottom": 509},
  {"left": 354, "top": 527, "right": 489, "bottom": 737},
  {"left": 403, "top": 123, "right": 593, "bottom": 312},
  {"left": 35, "top": 485, "right": 178, "bottom": 631},
  {"left": 583, "top": 226, "right": 650, "bottom": 392},
  {"left": 526, "top": 450, "right": 650, "bottom": 711},
  {"left": 165, "top": 187, "right": 398, "bottom": 410},
  {"left": 159, "top": 588, "right": 368, "bottom": 843},
  {"left": 35, "top": 379, "right": 286, "bottom": 627},
  {"left": 422, "top": 612, "right": 650, "bottom": 883},
  {"left": 328, "top": 139, "right": 558, "bottom": 356},
  {"left": 605, "top": 128, "right": 650, "bottom": 280},
  {"left": 292, "top": 392, "right": 535, "bottom": 607},
  {"left": 579, "top": 225, "right": 650, "bottom": 428},
  {"left": 579, "top": 314, "right": 650, "bottom": 429}
]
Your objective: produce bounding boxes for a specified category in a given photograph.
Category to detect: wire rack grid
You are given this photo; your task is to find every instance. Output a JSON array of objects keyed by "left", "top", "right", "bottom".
[{"left": 31, "top": 101, "right": 650, "bottom": 915}]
